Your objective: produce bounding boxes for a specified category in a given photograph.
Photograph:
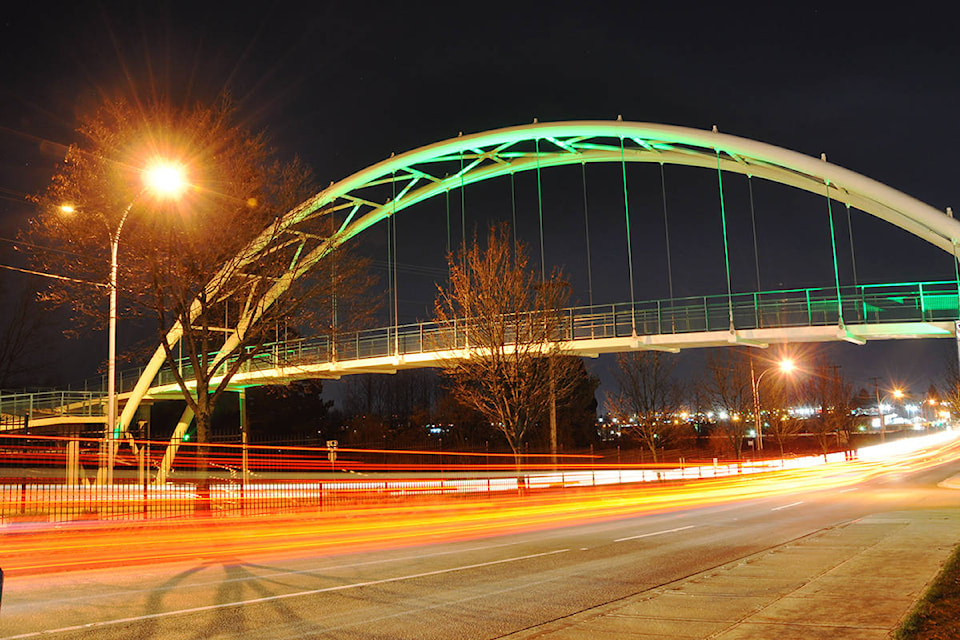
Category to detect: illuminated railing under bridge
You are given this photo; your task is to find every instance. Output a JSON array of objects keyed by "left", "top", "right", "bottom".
[
  {"left": 0, "top": 391, "right": 106, "bottom": 432},
  {"left": 2, "top": 279, "right": 957, "bottom": 423},
  {"left": 143, "top": 278, "right": 959, "bottom": 393}
]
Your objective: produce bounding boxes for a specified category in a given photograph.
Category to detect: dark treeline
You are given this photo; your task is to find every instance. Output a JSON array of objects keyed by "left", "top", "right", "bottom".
[{"left": 186, "top": 362, "right": 599, "bottom": 454}]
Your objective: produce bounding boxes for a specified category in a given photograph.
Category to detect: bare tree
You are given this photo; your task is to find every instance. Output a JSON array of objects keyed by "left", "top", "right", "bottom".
[
  {"left": 800, "top": 361, "right": 854, "bottom": 456},
  {"left": 942, "top": 354, "right": 960, "bottom": 423},
  {"left": 608, "top": 351, "right": 683, "bottom": 462},
  {"left": 701, "top": 349, "right": 754, "bottom": 459},
  {"left": 28, "top": 97, "right": 373, "bottom": 452},
  {"left": 433, "top": 224, "right": 582, "bottom": 470},
  {"left": 762, "top": 375, "right": 802, "bottom": 457},
  {"left": 0, "top": 279, "right": 48, "bottom": 389}
]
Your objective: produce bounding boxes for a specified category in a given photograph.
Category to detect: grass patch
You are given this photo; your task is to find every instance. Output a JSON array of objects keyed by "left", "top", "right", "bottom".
[{"left": 895, "top": 542, "right": 960, "bottom": 639}]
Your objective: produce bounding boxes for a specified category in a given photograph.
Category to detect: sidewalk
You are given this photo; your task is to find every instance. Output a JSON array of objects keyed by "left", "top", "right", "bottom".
[{"left": 504, "top": 506, "right": 960, "bottom": 639}]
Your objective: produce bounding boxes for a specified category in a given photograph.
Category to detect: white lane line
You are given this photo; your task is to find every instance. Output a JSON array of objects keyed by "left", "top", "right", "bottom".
[
  {"left": 771, "top": 501, "right": 804, "bottom": 511},
  {"left": 839, "top": 488, "right": 858, "bottom": 493},
  {"left": 615, "top": 525, "right": 695, "bottom": 543},
  {"left": 0, "top": 548, "right": 569, "bottom": 640},
  {"left": 7, "top": 537, "right": 535, "bottom": 610}
]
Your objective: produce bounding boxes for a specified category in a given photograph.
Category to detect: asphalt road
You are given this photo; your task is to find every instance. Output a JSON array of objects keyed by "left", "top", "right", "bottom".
[{"left": 2, "top": 455, "right": 959, "bottom": 640}]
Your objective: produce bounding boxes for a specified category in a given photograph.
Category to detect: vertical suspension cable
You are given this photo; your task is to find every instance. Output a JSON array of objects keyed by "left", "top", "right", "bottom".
[
  {"left": 581, "top": 162, "right": 594, "bottom": 307},
  {"left": 845, "top": 203, "right": 859, "bottom": 287},
  {"left": 445, "top": 188, "right": 451, "bottom": 256},
  {"left": 845, "top": 202, "right": 861, "bottom": 321},
  {"left": 954, "top": 238, "right": 960, "bottom": 369},
  {"left": 392, "top": 171, "right": 399, "bottom": 355},
  {"left": 660, "top": 163, "right": 674, "bottom": 299},
  {"left": 459, "top": 145, "right": 466, "bottom": 248},
  {"left": 535, "top": 137, "right": 546, "bottom": 282},
  {"left": 620, "top": 138, "right": 637, "bottom": 335},
  {"left": 953, "top": 238, "right": 960, "bottom": 324},
  {"left": 331, "top": 241, "right": 338, "bottom": 360},
  {"left": 824, "top": 181, "right": 844, "bottom": 326},
  {"left": 510, "top": 171, "right": 519, "bottom": 261},
  {"left": 747, "top": 175, "right": 761, "bottom": 291},
  {"left": 715, "top": 151, "right": 734, "bottom": 330},
  {"left": 386, "top": 191, "right": 394, "bottom": 339}
]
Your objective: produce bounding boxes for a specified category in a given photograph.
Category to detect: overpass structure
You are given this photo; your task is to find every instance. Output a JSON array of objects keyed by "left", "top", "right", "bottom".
[
  {"left": 4, "top": 278, "right": 958, "bottom": 431},
  {"left": 140, "top": 278, "right": 960, "bottom": 394},
  {"left": 4, "top": 120, "right": 960, "bottom": 445}
]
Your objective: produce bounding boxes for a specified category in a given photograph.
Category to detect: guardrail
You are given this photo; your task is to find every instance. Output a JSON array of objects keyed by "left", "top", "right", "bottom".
[{"left": 4, "top": 280, "right": 959, "bottom": 415}]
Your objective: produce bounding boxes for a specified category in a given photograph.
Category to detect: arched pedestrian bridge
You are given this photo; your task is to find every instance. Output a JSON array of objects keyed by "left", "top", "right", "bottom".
[{"left": 4, "top": 120, "right": 960, "bottom": 433}]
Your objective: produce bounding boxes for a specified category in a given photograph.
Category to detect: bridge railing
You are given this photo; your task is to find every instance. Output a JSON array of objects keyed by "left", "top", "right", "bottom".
[
  {"left": 0, "top": 391, "right": 105, "bottom": 430},
  {"left": 183, "top": 279, "right": 959, "bottom": 381},
  {"left": 19, "top": 279, "right": 959, "bottom": 402}
]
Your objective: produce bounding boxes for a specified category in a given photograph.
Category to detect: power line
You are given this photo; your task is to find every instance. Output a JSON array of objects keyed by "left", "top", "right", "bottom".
[
  {"left": 0, "top": 262, "right": 107, "bottom": 287},
  {"left": 0, "top": 235, "right": 85, "bottom": 259}
]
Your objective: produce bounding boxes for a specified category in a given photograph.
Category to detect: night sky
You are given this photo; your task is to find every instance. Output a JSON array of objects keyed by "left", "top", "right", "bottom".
[{"left": 2, "top": 2, "right": 960, "bottom": 401}]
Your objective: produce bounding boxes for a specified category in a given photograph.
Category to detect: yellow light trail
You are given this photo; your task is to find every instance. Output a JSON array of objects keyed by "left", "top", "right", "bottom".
[{"left": 2, "top": 434, "right": 957, "bottom": 577}]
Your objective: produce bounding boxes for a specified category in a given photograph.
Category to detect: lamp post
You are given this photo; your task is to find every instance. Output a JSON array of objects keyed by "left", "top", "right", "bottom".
[
  {"left": 66, "top": 161, "right": 187, "bottom": 484},
  {"left": 750, "top": 357, "right": 796, "bottom": 452},
  {"left": 875, "top": 387, "right": 904, "bottom": 443}
]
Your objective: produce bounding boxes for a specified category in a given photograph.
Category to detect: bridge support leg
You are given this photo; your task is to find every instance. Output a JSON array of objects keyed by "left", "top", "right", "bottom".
[
  {"left": 66, "top": 440, "right": 79, "bottom": 486},
  {"left": 155, "top": 405, "right": 195, "bottom": 485},
  {"left": 549, "top": 366, "right": 557, "bottom": 469}
]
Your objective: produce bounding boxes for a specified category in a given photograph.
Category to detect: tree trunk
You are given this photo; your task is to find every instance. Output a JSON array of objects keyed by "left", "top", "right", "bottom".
[
  {"left": 194, "top": 404, "right": 212, "bottom": 514},
  {"left": 512, "top": 448, "right": 526, "bottom": 496},
  {"left": 647, "top": 439, "right": 659, "bottom": 463}
]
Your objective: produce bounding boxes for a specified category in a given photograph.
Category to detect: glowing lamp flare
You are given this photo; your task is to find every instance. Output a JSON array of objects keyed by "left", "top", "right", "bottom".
[{"left": 143, "top": 162, "right": 188, "bottom": 198}]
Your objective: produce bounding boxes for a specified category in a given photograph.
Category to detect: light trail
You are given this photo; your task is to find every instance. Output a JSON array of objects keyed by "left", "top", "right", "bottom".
[{"left": 1, "top": 432, "right": 957, "bottom": 577}]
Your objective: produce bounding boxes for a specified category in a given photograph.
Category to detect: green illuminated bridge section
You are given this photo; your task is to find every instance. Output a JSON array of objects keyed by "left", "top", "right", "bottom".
[
  {"left": 3, "top": 279, "right": 957, "bottom": 427},
  {"left": 143, "top": 278, "right": 959, "bottom": 396}
]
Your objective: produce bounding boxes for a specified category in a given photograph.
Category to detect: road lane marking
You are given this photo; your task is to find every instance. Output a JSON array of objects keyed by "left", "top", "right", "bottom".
[
  {"left": 615, "top": 525, "right": 694, "bottom": 542},
  {"left": 6, "top": 537, "right": 535, "bottom": 611},
  {"left": 771, "top": 501, "right": 804, "bottom": 511},
  {"left": 0, "top": 549, "right": 570, "bottom": 640},
  {"left": 839, "top": 488, "right": 857, "bottom": 493}
]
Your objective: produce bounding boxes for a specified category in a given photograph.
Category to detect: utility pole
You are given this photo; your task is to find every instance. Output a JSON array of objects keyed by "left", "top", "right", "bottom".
[
  {"left": 828, "top": 364, "right": 842, "bottom": 448},
  {"left": 750, "top": 355, "right": 762, "bottom": 452},
  {"left": 870, "top": 376, "right": 885, "bottom": 443}
]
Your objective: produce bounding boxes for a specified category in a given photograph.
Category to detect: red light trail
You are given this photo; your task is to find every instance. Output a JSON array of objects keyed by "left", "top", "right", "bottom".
[{"left": 1, "top": 432, "right": 956, "bottom": 577}]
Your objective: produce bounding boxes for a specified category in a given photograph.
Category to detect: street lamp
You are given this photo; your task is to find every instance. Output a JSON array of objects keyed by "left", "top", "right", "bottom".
[
  {"left": 750, "top": 357, "right": 796, "bottom": 452},
  {"left": 65, "top": 160, "right": 187, "bottom": 483},
  {"left": 875, "top": 387, "right": 904, "bottom": 443}
]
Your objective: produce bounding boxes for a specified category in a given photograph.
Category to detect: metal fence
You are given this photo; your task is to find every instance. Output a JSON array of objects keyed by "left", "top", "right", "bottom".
[{"left": 0, "top": 433, "right": 856, "bottom": 525}]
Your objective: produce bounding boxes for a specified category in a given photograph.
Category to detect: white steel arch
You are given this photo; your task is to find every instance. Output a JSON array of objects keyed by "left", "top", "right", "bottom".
[{"left": 117, "top": 120, "right": 960, "bottom": 433}]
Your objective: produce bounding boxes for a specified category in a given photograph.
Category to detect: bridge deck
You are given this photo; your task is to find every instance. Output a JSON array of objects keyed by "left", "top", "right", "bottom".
[{"left": 2, "top": 280, "right": 958, "bottom": 421}]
